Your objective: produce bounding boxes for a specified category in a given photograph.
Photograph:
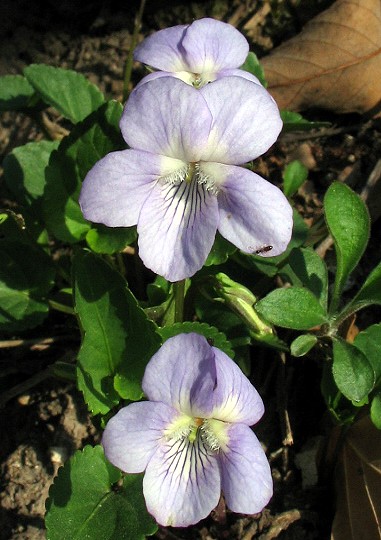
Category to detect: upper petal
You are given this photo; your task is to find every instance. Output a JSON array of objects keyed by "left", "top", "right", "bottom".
[
  {"left": 137, "top": 175, "right": 219, "bottom": 281},
  {"left": 143, "top": 333, "right": 218, "bottom": 417},
  {"left": 143, "top": 430, "right": 221, "bottom": 526},
  {"left": 120, "top": 77, "right": 212, "bottom": 161},
  {"left": 181, "top": 18, "right": 249, "bottom": 73},
  {"left": 134, "top": 24, "right": 189, "bottom": 72},
  {"left": 102, "top": 401, "right": 177, "bottom": 473},
  {"left": 216, "top": 164, "right": 293, "bottom": 256},
  {"left": 79, "top": 149, "right": 162, "bottom": 227},
  {"left": 200, "top": 77, "right": 282, "bottom": 164},
  {"left": 211, "top": 346, "right": 265, "bottom": 425},
  {"left": 219, "top": 424, "right": 273, "bottom": 514}
]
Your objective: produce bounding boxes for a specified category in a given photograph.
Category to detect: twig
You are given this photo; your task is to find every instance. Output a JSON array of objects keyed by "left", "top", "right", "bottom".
[
  {"left": 122, "top": 0, "right": 146, "bottom": 101},
  {"left": 0, "top": 336, "right": 72, "bottom": 349},
  {"left": 258, "top": 510, "right": 302, "bottom": 540},
  {"left": 277, "top": 352, "right": 293, "bottom": 446},
  {"left": 0, "top": 368, "right": 51, "bottom": 408}
]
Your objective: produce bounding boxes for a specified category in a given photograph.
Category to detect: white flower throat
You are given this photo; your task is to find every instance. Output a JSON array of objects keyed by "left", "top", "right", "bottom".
[
  {"left": 162, "top": 162, "right": 219, "bottom": 195},
  {"left": 164, "top": 413, "right": 229, "bottom": 453}
]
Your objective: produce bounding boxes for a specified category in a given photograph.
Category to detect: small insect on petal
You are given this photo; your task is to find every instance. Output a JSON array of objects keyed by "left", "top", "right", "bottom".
[{"left": 249, "top": 245, "right": 273, "bottom": 254}]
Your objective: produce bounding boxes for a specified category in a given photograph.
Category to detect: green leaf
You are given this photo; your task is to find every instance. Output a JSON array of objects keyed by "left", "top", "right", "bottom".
[
  {"left": 24, "top": 64, "right": 104, "bottom": 123},
  {"left": 353, "top": 324, "right": 381, "bottom": 382},
  {"left": 45, "top": 445, "right": 157, "bottom": 540},
  {"left": 370, "top": 392, "right": 381, "bottom": 430},
  {"left": 255, "top": 287, "right": 328, "bottom": 330},
  {"left": 240, "top": 52, "right": 267, "bottom": 87},
  {"left": 86, "top": 224, "right": 137, "bottom": 254},
  {"left": 282, "top": 160, "right": 308, "bottom": 197},
  {"left": 0, "top": 216, "right": 55, "bottom": 331},
  {"left": 205, "top": 233, "right": 236, "bottom": 266},
  {"left": 146, "top": 276, "right": 170, "bottom": 306},
  {"left": 324, "top": 182, "right": 370, "bottom": 312},
  {"left": 159, "top": 321, "right": 235, "bottom": 359},
  {"left": 74, "top": 250, "right": 161, "bottom": 415},
  {"left": 332, "top": 338, "right": 375, "bottom": 402},
  {"left": 0, "top": 74, "right": 36, "bottom": 111},
  {"left": 44, "top": 100, "right": 124, "bottom": 243},
  {"left": 288, "top": 247, "right": 328, "bottom": 308},
  {"left": 290, "top": 334, "right": 318, "bottom": 357},
  {"left": 3, "top": 140, "right": 59, "bottom": 223},
  {"left": 349, "top": 260, "right": 381, "bottom": 311},
  {"left": 280, "top": 110, "right": 330, "bottom": 132}
]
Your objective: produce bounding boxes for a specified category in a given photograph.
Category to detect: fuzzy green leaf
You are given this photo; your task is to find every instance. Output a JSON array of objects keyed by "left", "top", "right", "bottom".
[
  {"left": 332, "top": 338, "right": 375, "bottom": 403},
  {"left": 3, "top": 140, "right": 59, "bottom": 223},
  {"left": 288, "top": 247, "right": 328, "bottom": 308},
  {"left": 24, "top": 64, "right": 104, "bottom": 123},
  {"left": 44, "top": 100, "right": 124, "bottom": 243},
  {"left": 256, "top": 287, "right": 328, "bottom": 330},
  {"left": 290, "top": 334, "right": 318, "bottom": 357},
  {"left": 0, "top": 216, "right": 55, "bottom": 331},
  {"left": 282, "top": 160, "right": 308, "bottom": 197},
  {"left": 0, "top": 74, "right": 36, "bottom": 111},
  {"left": 353, "top": 324, "right": 381, "bottom": 382},
  {"left": 73, "top": 250, "right": 161, "bottom": 414},
  {"left": 45, "top": 445, "right": 157, "bottom": 540},
  {"left": 324, "top": 182, "right": 370, "bottom": 312}
]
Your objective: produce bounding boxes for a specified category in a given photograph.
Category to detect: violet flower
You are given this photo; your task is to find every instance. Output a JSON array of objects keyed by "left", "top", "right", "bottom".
[
  {"left": 79, "top": 77, "right": 292, "bottom": 281},
  {"left": 134, "top": 17, "right": 260, "bottom": 88},
  {"left": 102, "top": 333, "right": 272, "bottom": 527}
]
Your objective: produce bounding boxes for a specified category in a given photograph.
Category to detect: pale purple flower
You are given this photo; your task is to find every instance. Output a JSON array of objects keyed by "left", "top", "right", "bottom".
[
  {"left": 79, "top": 77, "right": 293, "bottom": 281},
  {"left": 102, "top": 333, "right": 272, "bottom": 527},
  {"left": 134, "top": 18, "right": 260, "bottom": 88}
]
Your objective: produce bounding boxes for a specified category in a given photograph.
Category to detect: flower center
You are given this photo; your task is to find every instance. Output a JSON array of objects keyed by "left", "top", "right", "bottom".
[
  {"left": 162, "top": 162, "right": 219, "bottom": 195},
  {"left": 164, "top": 414, "right": 229, "bottom": 453}
]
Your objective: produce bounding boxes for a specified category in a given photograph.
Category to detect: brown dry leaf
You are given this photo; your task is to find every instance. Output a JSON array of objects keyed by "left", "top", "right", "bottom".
[
  {"left": 331, "top": 415, "right": 381, "bottom": 539},
  {"left": 261, "top": 0, "right": 381, "bottom": 114}
]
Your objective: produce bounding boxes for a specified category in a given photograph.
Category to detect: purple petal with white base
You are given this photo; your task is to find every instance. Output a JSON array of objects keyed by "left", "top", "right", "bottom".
[
  {"left": 220, "top": 423, "right": 273, "bottom": 514},
  {"left": 216, "top": 164, "right": 293, "bottom": 256},
  {"left": 134, "top": 18, "right": 249, "bottom": 79},
  {"left": 200, "top": 77, "right": 282, "bottom": 164},
  {"left": 143, "top": 333, "right": 218, "bottom": 417},
  {"left": 102, "top": 401, "right": 177, "bottom": 473},
  {"left": 79, "top": 149, "right": 160, "bottom": 227},
  {"left": 137, "top": 177, "right": 219, "bottom": 282},
  {"left": 143, "top": 434, "right": 221, "bottom": 526},
  {"left": 102, "top": 333, "right": 272, "bottom": 527},
  {"left": 211, "top": 346, "right": 264, "bottom": 425},
  {"left": 180, "top": 18, "right": 249, "bottom": 72},
  {"left": 121, "top": 78, "right": 212, "bottom": 161}
]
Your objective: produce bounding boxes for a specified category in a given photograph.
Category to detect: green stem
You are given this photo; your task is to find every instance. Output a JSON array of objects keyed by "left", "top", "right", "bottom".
[
  {"left": 174, "top": 279, "right": 186, "bottom": 323},
  {"left": 123, "top": 0, "right": 146, "bottom": 101},
  {"left": 48, "top": 299, "right": 75, "bottom": 315}
]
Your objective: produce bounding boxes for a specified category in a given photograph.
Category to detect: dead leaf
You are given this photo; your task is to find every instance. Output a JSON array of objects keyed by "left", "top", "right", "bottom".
[
  {"left": 261, "top": 0, "right": 381, "bottom": 115},
  {"left": 331, "top": 415, "right": 381, "bottom": 539}
]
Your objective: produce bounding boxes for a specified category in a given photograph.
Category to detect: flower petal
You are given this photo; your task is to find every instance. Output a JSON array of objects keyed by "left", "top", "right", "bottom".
[
  {"left": 137, "top": 176, "right": 219, "bottom": 281},
  {"left": 134, "top": 24, "right": 189, "bottom": 72},
  {"left": 216, "top": 164, "right": 293, "bottom": 256},
  {"left": 200, "top": 77, "right": 282, "bottom": 164},
  {"left": 211, "top": 346, "right": 265, "bottom": 425},
  {"left": 181, "top": 18, "right": 249, "bottom": 73},
  {"left": 102, "top": 401, "right": 177, "bottom": 473},
  {"left": 216, "top": 68, "right": 261, "bottom": 85},
  {"left": 120, "top": 77, "right": 212, "bottom": 161},
  {"left": 79, "top": 149, "right": 162, "bottom": 227},
  {"left": 143, "top": 432, "right": 221, "bottom": 526},
  {"left": 143, "top": 333, "right": 218, "bottom": 417},
  {"left": 220, "top": 424, "right": 273, "bottom": 514}
]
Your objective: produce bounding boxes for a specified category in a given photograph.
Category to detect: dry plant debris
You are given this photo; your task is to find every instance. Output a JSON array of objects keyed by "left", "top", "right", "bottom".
[{"left": 261, "top": 0, "right": 381, "bottom": 114}]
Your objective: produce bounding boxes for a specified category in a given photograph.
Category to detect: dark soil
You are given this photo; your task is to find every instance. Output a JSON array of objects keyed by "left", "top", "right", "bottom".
[{"left": 1, "top": 1, "right": 380, "bottom": 539}]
